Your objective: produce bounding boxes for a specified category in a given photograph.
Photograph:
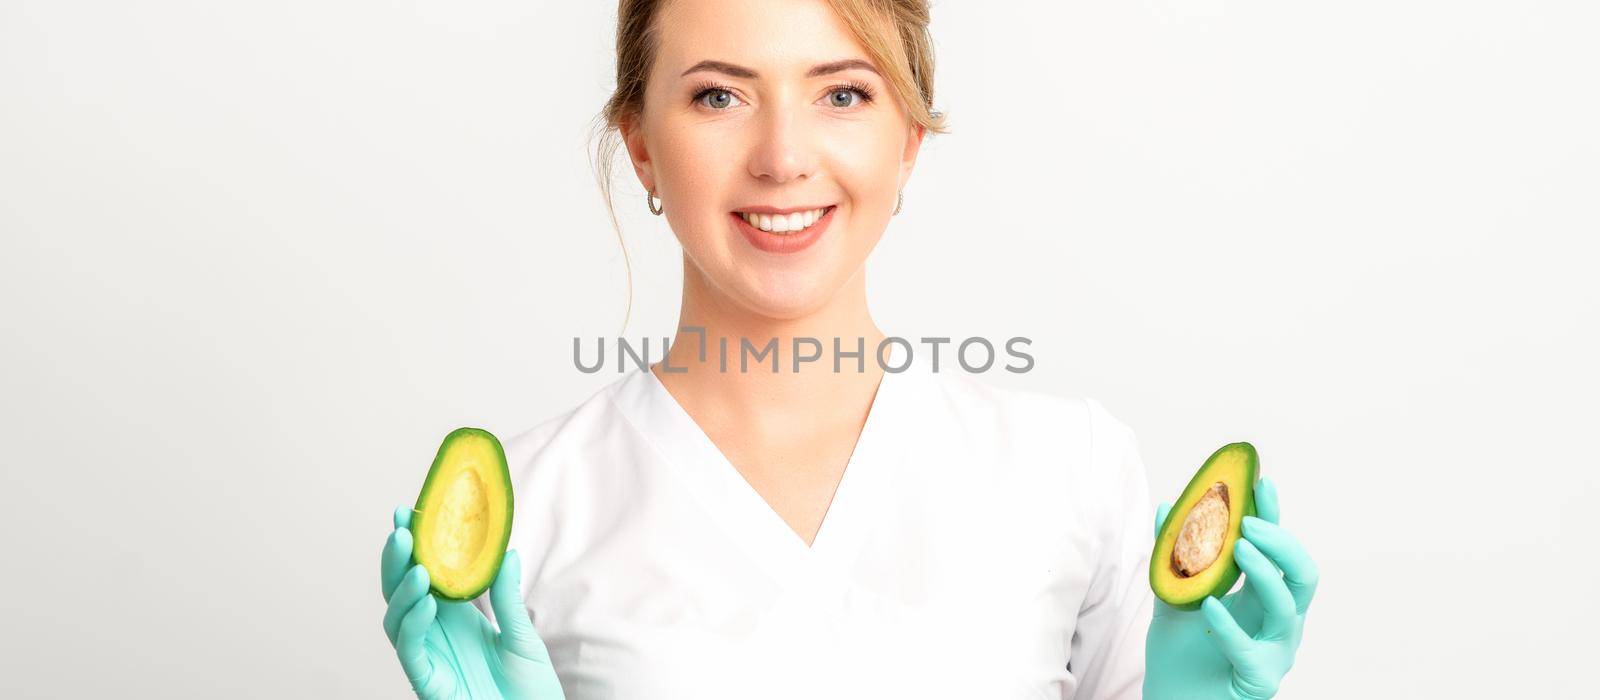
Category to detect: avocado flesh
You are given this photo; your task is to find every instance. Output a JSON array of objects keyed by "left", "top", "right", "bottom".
[
  {"left": 412, "top": 427, "right": 513, "bottom": 601},
  {"left": 1150, "top": 442, "right": 1258, "bottom": 610}
]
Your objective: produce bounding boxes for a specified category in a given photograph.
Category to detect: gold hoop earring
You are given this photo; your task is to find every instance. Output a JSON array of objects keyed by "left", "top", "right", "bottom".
[
  {"left": 892, "top": 190, "right": 903, "bottom": 216},
  {"left": 647, "top": 190, "right": 663, "bottom": 216}
]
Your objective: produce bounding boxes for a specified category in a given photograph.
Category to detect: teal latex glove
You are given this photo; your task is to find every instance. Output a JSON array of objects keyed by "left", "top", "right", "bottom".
[
  {"left": 380, "top": 505, "right": 567, "bottom": 699},
  {"left": 1144, "top": 479, "right": 1319, "bottom": 699}
]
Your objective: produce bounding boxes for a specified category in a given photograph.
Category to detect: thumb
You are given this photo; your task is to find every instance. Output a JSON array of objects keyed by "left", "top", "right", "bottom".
[
  {"left": 1200, "top": 595, "right": 1256, "bottom": 668},
  {"left": 490, "top": 550, "right": 553, "bottom": 663}
]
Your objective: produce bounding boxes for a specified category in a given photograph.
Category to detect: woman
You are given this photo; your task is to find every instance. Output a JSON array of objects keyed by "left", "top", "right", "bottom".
[{"left": 378, "top": 0, "right": 1318, "bottom": 697}]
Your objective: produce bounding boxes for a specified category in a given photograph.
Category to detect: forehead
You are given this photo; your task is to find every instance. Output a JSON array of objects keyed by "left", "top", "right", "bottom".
[{"left": 653, "top": 0, "right": 873, "bottom": 72}]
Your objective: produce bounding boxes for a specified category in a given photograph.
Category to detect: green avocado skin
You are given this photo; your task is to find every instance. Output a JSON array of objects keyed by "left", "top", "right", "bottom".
[
  {"left": 1150, "top": 442, "right": 1258, "bottom": 610},
  {"left": 411, "top": 426, "right": 514, "bottom": 602}
]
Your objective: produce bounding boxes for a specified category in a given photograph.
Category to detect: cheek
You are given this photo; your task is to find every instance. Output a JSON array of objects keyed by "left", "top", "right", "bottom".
[
  {"left": 655, "top": 112, "right": 739, "bottom": 178},
  {"left": 655, "top": 128, "right": 735, "bottom": 233},
  {"left": 824, "top": 123, "right": 905, "bottom": 206}
]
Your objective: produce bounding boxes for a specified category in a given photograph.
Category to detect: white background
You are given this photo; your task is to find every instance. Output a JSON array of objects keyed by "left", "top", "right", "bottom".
[{"left": 3, "top": 0, "right": 1596, "bottom": 697}]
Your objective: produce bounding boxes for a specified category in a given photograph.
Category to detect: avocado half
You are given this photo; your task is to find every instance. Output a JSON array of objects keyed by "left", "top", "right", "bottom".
[
  {"left": 411, "top": 427, "right": 513, "bottom": 601},
  {"left": 1150, "top": 442, "right": 1258, "bottom": 610}
]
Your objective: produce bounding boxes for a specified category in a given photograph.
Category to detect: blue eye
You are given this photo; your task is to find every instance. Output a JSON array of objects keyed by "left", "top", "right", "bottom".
[
  {"left": 695, "top": 87, "right": 741, "bottom": 110},
  {"left": 824, "top": 81, "right": 877, "bottom": 109},
  {"left": 827, "top": 87, "right": 866, "bottom": 108}
]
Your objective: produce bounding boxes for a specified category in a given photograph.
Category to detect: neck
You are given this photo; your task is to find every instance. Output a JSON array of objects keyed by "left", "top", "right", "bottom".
[{"left": 651, "top": 258, "right": 886, "bottom": 432}]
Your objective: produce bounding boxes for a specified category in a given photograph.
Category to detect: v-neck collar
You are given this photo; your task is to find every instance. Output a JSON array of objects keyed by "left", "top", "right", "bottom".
[{"left": 609, "top": 341, "right": 919, "bottom": 590}]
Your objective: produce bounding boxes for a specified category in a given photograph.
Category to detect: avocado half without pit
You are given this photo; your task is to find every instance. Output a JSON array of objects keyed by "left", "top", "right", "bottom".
[
  {"left": 1150, "top": 442, "right": 1259, "bottom": 610},
  {"left": 411, "top": 427, "right": 514, "bottom": 601}
]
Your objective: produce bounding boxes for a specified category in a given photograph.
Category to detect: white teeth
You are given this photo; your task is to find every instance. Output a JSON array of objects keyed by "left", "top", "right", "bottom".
[{"left": 741, "top": 207, "right": 830, "bottom": 234}]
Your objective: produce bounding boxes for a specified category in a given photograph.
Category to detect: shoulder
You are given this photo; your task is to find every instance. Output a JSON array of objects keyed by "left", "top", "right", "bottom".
[
  {"left": 497, "top": 371, "right": 642, "bottom": 480},
  {"left": 907, "top": 371, "right": 1146, "bottom": 550},
  {"left": 918, "top": 370, "right": 1136, "bottom": 459},
  {"left": 489, "top": 372, "right": 649, "bottom": 582},
  {"left": 919, "top": 371, "right": 1144, "bottom": 510}
]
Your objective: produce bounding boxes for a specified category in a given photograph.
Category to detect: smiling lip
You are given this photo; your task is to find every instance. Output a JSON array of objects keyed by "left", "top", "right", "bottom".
[{"left": 732, "top": 205, "right": 835, "bottom": 254}]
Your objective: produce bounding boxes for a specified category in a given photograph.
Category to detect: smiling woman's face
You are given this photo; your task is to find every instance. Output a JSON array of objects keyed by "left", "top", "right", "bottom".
[{"left": 623, "top": 0, "right": 924, "bottom": 321}]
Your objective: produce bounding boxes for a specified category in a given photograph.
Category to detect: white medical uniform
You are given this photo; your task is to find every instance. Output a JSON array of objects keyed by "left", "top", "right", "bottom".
[{"left": 475, "top": 348, "right": 1155, "bottom": 700}]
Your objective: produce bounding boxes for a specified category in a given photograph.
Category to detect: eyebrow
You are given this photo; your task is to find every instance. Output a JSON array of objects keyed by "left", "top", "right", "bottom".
[{"left": 679, "top": 58, "right": 881, "bottom": 80}]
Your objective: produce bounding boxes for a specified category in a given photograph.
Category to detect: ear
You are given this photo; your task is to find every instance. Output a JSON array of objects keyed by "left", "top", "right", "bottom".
[
  {"left": 620, "top": 113, "right": 657, "bottom": 194},
  {"left": 898, "top": 122, "right": 926, "bottom": 190}
]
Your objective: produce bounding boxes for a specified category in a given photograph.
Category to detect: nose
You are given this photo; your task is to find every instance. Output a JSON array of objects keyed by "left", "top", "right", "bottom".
[{"left": 746, "top": 95, "right": 817, "bottom": 184}]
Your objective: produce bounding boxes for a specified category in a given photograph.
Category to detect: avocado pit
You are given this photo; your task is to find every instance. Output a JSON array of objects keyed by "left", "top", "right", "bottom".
[{"left": 1171, "top": 482, "right": 1231, "bottom": 578}]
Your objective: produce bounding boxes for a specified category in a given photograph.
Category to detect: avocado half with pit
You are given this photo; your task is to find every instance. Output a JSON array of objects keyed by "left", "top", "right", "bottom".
[
  {"left": 411, "top": 427, "right": 513, "bottom": 601},
  {"left": 1150, "top": 442, "right": 1258, "bottom": 610}
]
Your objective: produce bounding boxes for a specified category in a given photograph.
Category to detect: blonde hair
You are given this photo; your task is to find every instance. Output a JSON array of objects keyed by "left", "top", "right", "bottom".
[{"left": 587, "top": 0, "right": 950, "bottom": 331}]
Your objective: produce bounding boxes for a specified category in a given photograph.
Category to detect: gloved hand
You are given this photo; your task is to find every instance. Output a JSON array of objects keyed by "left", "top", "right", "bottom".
[
  {"left": 380, "top": 505, "right": 567, "bottom": 699},
  {"left": 1143, "top": 478, "right": 1319, "bottom": 699}
]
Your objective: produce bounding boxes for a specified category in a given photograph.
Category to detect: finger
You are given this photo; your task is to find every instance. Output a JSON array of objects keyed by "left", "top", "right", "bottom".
[
  {"left": 381, "top": 526, "right": 414, "bottom": 601},
  {"left": 384, "top": 565, "right": 430, "bottom": 645},
  {"left": 1153, "top": 502, "right": 1172, "bottom": 539},
  {"left": 393, "top": 504, "right": 413, "bottom": 530},
  {"left": 1200, "top": 596, "right": 1255, "bottom": 666},
  {"left": 490, "top": 550, "right": 554, "bottom": 663},
  {"left": 1253, "top": 477, "right": 1280, "bottom": 525},
  {"left": 1242, "top": 516, "right": 1319, "bottom": 615},
  {"left": 1235, "top": 538, "right": 1298, "bottom": 640},
  {"left": 396, "top": 593, "right": 438, "bottom": 690}
]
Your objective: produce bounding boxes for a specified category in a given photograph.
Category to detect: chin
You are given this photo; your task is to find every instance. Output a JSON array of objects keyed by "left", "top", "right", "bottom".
[{"left": 732, "top": 272, "right": 837, "bottom": 321}]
